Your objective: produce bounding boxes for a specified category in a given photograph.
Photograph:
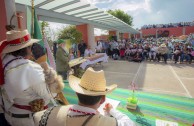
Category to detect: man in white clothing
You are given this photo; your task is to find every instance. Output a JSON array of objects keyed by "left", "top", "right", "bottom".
[
  {"left": 34, "top": 67, "right": 136, "bottom": 126},
  {"left": 0, "top": 30, "right": 64, "bottom": 126},
  {"left": 84, "top": 45, "right": 95, "bottom": 57}
]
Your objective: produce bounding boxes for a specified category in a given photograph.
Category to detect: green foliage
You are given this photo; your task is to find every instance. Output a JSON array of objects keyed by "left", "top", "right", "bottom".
[
  {"left": 108, "top": 34, "right": 113, "bottom": 41},
  {"left": 58, "top": 25, "right": 82, "bottom": 44},
  {"left": 107, "top": 9, "right": 133, "bottom": 26},
  {"left": 41, "top": 21, "right": 49, "bottom": 36}
]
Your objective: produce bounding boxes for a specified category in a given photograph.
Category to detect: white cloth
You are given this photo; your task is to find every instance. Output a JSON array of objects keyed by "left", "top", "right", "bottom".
[
  {"left": 68, "top": 104, "right": 136, "bottom": 126},
  {"left": 80, "top": 53, "right": 108, "bottom": 69}
]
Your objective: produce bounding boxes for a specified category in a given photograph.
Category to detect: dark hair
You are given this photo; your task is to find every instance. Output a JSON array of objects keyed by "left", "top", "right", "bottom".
[
  {"left": 10, "top": 46, "right": 30, "bottom": 57},
  {"left": 76, "top": 93, "right": 103, "bottom": 106}
]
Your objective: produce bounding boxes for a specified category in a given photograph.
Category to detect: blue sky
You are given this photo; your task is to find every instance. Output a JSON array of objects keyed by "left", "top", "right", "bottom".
[
  {"left": 49, "top": 0, "right": 194, "bottom": 36},
  {"left": 87, "top": 0, "right": 194, "bottom": 28}
]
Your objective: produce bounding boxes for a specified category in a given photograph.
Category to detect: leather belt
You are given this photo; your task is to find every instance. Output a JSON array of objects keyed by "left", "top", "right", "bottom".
[{"left": 5, "top": 111, "right": 34, "bottom": 118}]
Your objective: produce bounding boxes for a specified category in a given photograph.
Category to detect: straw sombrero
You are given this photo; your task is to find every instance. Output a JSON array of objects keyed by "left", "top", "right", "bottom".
[
  {"left": 69, "top": 57, "right": 87, "bottom": 67},
  {"left": 0, "top": 29, "right": 39, "bottom": 85},
  {"left": 2, "top": 29, "right": 39, "bottom": 54},
  {"left": 160, "top": 44, "right": 166, "bottom": 48},
  {"left": 69, "top": 67, "right": 117, "bottom": 96}
]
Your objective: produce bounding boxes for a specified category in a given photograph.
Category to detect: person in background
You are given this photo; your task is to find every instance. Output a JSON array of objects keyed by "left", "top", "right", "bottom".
[
  {"left": 149, "top": 44, "right": 157, "bottom": 61},
  {"left": 133, "top": 52, "right": 143, "bottom": 62},
  {"left": 56, "top": 39, "right": 70, "bottom": 80},
  {"left": 173, "top": 45, "right": 181, "bottom": 64},
  {"left": 53, "top": 42, "right": 58, "bottom": 60},
  {"left": 78, "top": 40, "right": 87, "bottom": 57},
  {"left": 0, "top": 30, "right": 64, "bottom": 126},
  {"left": 72, "top": 43, "right": 78, "bottom": 58},
  {"left": 34, "top": 68, "right": 136, "bottom": 126},
  {"left": 69, "top": 48, "right": 75, "bottom": 61},
  {"left": 84, "top": 45, "right": 95, "bottom": 57},
  {"left": 96, "top": 41, "right": 103, "bottom": 53},
  {"left": 104, "top": 40, "right": 109, "bottom": 55},
  {"left": 143, "top": 43, "right": 150, "bottom": 60},
  {"left": 107, "top": 41, "right": 113, "bottom": 58},
  {"left": 158, "top": 44, "right": 168, "bottom": 63},
  {"left": 111, "top": 40, "right": 119, "bottom": 59}
]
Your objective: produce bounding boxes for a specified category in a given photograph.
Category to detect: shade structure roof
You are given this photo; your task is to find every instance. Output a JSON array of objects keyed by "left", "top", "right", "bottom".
[{"left": 15, "top": 0, "right": 139, "bottom": 34}]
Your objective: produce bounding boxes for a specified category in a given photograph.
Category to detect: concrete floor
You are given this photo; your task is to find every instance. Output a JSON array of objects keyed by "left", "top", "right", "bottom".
[{"left": 94, "top": 59, "right": 194, "bottom": 98}]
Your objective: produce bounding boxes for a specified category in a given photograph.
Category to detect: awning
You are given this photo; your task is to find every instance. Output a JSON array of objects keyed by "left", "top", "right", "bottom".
[{"left": 15, "top": 0, "right": 139, "bottom": 34}]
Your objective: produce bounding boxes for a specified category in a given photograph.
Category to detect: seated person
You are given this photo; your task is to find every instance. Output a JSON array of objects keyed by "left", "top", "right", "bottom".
[
  {"left": 84, "top": 45, "right": 95, "bottom": 57},
  {"left": 143, "top": 44, "right": 150, "bottom": 60},
  {"left": 119, "top": 48, "right": 125, "bottom": 58},
  {"left": 125, "top": 47, "right": 131, "bottom": 57},
  {"left": 149, "top": 44, "right": 158, "bottom": 61},
  {"left": 158, "top": 44, "right": 168, "bottom": 63},
  {"left": 173, "top": 46, "right": 181, "bottom": 64},
  {"left": 130, "top": 48, "right": 137, "bottom": 57},
  {"left": 132, "top": 52, "right": 143, "bottom": 62},
  {"left": 34, "top": 68, "right": 136, "bottom": 126}
]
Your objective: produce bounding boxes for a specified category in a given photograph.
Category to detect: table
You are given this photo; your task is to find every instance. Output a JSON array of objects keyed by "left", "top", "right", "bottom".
[
  {"left": 80, "top": 53, "right": 108, "bottom": 69},
  {"left": 63, "top": 81, "right": 194, "bottom": 126}
]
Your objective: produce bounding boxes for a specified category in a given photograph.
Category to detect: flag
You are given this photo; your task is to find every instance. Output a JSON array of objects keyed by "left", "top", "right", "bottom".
[
  {"left": 33, "top": 10, "right": 45, "bottom": 48},
  {"left": 27, "top": 7, "right": 56, "bottom": 69},
  {"left": 43, "top": 38, "right": 56, "bottom": 70}
]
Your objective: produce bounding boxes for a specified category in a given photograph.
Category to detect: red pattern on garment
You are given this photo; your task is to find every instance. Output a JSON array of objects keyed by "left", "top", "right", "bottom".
[{"left": 69, "top": 108, "right": 96, "bottom": 115}]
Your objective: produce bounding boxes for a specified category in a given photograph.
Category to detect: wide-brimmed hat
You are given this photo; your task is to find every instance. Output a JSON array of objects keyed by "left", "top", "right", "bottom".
[
  {"left": 2, "top": 30, "right": 39, "bottom": 54},
  {"left": 69, "top": 67, "right": 117, "bottom": 96},
  {"left": 160, "top": 44, "right": 166, "bottom": 48}
]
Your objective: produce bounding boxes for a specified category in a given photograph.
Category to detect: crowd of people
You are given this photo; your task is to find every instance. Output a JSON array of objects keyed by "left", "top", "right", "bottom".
[
  {"left": 96, "top": 35, "right": 194, "bottom": 64},
  {"left": 141, "top": 21, "right": 194, "bottom": 29}
]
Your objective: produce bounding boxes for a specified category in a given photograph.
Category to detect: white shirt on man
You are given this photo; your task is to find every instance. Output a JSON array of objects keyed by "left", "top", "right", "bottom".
[
  {"left": 84, "top": 49, "right": 95, "bottom": 57},
  {"left": 2, "top": 55, "right": 52, "bottom": 126},
  {"left": 68, "top": 104, "right": 136, "bottom": 126}
]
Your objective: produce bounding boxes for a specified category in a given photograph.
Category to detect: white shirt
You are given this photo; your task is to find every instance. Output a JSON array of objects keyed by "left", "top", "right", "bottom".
[
  {"left": 96, "top": 42, "right": 103, "bottom": 51},
  {"left": 84, "top": 49, "right": 94, "bottom": 57},
  {"left": 2, "top": 55, "right": 52, "bottom": 114},
  {"left": 68, "top": 104, "right": 136, "bottom": 126}
]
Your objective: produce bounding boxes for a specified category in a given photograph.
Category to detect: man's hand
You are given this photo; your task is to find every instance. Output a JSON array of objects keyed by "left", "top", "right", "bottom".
[{"left": 103, "top": 103, "right": 113, "bottom": 114}]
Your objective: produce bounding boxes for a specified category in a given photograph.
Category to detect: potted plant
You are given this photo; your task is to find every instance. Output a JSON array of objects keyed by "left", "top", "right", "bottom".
[{"left": 127, "top": 82, "right": 138, "bottom": 110}]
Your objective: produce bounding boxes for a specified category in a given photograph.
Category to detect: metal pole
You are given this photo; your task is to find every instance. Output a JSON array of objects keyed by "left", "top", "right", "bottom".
[
  {"left": 31, "top": 0, "right": 34, "bottom": 38},
  {"left": 156, "top": 29, "right": 158, "bottom": 39}
]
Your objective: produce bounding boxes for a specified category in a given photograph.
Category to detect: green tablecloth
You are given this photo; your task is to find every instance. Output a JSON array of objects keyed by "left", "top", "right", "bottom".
[{"left": 63, "top": 82, "right": 194, "bottom": 126}]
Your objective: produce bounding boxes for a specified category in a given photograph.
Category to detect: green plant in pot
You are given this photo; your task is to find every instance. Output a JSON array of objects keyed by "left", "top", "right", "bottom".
[{"left": 127, "top": 82, "right": 138, "bottom": 110}]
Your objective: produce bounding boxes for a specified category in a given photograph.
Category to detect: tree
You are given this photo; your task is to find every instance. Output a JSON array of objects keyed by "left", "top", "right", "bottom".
[
  {"left": 58, "top": 25, "right": 82, "bottom": 44},
  {"left": 41, "top": 21, "right": 58, "bottom": 48},
  {"left": 41, "top": 21, "right": 49, "bottom": 36},
  {"left": 107, "top": 9, "right": 133, "bottom": 26}
]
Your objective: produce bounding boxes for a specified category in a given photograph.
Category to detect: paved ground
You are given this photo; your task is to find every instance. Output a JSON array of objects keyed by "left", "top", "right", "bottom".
[{"left": 94, "top": 59, "right": 194, "bottom": 98}]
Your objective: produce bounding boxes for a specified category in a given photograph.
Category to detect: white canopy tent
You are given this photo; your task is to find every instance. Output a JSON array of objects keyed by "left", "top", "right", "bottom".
[{"left": 15, "top": 0, "right": 139, "bottom": 34}]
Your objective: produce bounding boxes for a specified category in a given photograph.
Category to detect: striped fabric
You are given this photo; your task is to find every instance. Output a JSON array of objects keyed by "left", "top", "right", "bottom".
[
  {"left": 63, "top": 82, "right": 194, "bottom": 126},
  {"left": 43, "top": 38, "right": 56, "bottom": 70}
]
